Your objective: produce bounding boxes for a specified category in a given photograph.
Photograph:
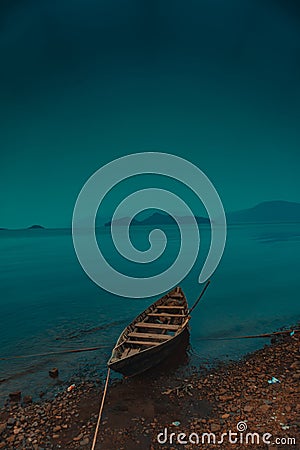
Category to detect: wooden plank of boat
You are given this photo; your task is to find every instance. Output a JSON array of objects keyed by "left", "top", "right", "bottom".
[
  {"left": 125, "top": 340, "right": 160, "bottom": 346},
  {"left": 128, "top": 332, "right": 171, "bottom": 340},
  {"left": 135, "top": 322, "right": 180, "bottom": 330},
  {"left": 123, "top": 348, "right": 140, "bottom": 357},
  {"left": 156, "top": 305, "right": 185, "bottom": 309},
  {"left": 148, "top": 313, "right": 185, "bottom": 317}
]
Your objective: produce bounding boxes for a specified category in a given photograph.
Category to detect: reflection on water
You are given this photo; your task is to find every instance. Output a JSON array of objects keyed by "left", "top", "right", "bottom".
[{"left": 252, "top": 228, "right": 300, "bottom": 243}]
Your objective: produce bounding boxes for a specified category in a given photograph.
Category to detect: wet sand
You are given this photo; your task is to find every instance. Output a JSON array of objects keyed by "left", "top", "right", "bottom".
[{"left": 0, "top": 330, "right": 299, "bottom": 449}]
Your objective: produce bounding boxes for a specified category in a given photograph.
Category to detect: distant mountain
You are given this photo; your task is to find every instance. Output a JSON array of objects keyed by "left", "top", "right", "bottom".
[
  {"left": 0, "top": 224, "right": 46, "bottom": 231},
  {"left": 105, "top": 212, "right": 209, "bottom": 227},
  {"left": 27, "top": 225, "right": 45, "bottom": 229},
  {"left": 137, "top": 212, "right": 210, "bottom": 226},
  {"left": 104, "top": 217, "right": 139, "bottom": 227},
  {"left": 227, "top": 201, "right": 300, "bottom": 224},
  {"left": 105, "top": 202, "right": 300, "bottom": 227}
]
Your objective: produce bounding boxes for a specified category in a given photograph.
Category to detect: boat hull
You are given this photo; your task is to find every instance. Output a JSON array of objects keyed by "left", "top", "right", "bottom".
[{"left": 108, "top": 327, "right": 190, "bottom": 377}]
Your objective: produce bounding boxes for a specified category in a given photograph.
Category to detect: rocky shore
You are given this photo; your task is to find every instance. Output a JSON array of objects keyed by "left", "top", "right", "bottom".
[{"left": 0, "top": 331, "right": 299, "bottom": 449}]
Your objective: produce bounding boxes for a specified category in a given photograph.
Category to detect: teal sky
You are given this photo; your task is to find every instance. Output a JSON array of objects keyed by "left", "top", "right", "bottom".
[{"left": 1, "top": 0, "right": 300, "bottom": 228}]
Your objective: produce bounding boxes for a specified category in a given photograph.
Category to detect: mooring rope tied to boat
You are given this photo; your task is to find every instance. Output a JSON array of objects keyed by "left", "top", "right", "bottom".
[
  {"left": 91, "top": 367, "right": 111, "bottom": 450},
  {"left": 0, "top": 345, "right": 111, "bottom": 361},
  {"left": 0, "top": 330, "right": 298, "bottom": 362},
  {"left": 194, "top": 329, "right": 299, "bottom": 341}
]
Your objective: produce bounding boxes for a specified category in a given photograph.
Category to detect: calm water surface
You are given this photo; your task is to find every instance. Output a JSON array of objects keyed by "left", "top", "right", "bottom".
[{"left": 0, "top": 223, "right": 299, "bottom": 404}]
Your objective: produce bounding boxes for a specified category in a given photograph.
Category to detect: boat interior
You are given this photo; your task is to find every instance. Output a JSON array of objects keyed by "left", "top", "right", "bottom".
[{"left": 110, "top": 287, "right": 189, "bottom": 362}]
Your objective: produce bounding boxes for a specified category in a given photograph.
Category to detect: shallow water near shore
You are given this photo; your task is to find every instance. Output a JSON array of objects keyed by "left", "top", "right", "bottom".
[{"left": 0, "top": 223, "right": 299, "bottom": 404}]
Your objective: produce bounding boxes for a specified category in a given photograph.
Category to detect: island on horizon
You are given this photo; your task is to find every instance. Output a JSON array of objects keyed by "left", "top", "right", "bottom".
[
  {"left": 0, "top": 224, "right": 46, "bottom": 231},
  {"left": 105, "top": 200, "right": 300, "bottom": 227},
  {"left": 1, "top": 201, "right": 300, "bottom": 230},
  {"left": 27, "top": 225, "right": 45, "bottom": 229}
]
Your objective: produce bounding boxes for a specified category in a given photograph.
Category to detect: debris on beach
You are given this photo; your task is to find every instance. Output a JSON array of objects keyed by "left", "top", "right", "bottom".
[
  {"left": 162, "top": 382, "right": 193, "bottom": 397},
  {"left": 267, "top": 376, "right": 281, "bottom": 384},
  {"left": 67, "top": 384, "right": 76, "bottom": 392},
  {"left": 172, "top": 421, "right": 181, "bottom": 426}
]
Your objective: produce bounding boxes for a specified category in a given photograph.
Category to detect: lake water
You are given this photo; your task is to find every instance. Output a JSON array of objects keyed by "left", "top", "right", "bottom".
[{"left": 0, "top": 223, "right": 299, "bottom": 404}]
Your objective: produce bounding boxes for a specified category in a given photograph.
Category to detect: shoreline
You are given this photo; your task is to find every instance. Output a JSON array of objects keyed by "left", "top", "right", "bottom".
[{"left": 0, "top": 330, "right": 299, "bottom": 449}]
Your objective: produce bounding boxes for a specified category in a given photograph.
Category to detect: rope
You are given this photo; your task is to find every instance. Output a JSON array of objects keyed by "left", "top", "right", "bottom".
[
  {"left": 0, "top": 345, "right": 111, "bottom": 361},
  {"left": 188, "top": 280, "right": 210, "bottom": 314},
  {"left": 191, "top": 329, "right": 298, "bottom": 360},
  {"left": 91, "top": 367, "right": 111, "bottom": 450},
  {"left": 1, "top": 330, "right": 297, "bottom": 362},
  {"left": 193, "top": 329, "right": 299, "bottom": 342}
]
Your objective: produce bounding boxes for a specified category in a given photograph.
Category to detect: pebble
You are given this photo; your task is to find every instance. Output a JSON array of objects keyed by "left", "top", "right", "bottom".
[
  {"left": 73, "top": 433, "right": 83, "bottom": 441},
  {"left": 49, "top": 368, "right": 59, "bottom": 379},
  {"left": 244, "top": 405, "right": 253, "bottom": 413},
  {"left": 210, "top": 423, "right": 221, "bottom": 432},
  {"left": 7, "top": 418, "right": 15, "bottom": 427},
  {"left": 258, "top": 404, "right": 271, "bottom": 413},
  {"left": 23, "top": 395, "right": 33, "bottom": 405}
]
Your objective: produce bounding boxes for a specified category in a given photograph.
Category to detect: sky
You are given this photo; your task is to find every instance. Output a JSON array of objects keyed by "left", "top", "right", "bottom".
[{"left": 0, "top": 0, "right": 300, "bottom": 228}]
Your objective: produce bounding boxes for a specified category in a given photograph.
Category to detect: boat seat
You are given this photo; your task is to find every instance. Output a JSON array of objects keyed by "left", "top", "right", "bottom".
[
  {"left": 148, "top": 313, "right": 185, "bottom": 317},
  {"left": 135, "top": 322, "right": 180, "bottom": 330},
  {"left": 156, "top": 305, "right": 185, "bottom": 309},
  {"left": 122, "top": 347, "right": 140, "bottom": 358},
  {"left": 125, "top": 340, "right": 159, "bottom": 346},
  {"left": 128, "top": 332, "right": 171, "bottom": 340}
]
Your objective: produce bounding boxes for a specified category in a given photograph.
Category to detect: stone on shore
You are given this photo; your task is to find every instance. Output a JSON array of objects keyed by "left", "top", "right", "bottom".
[
  {"left": 49, "top": 368, "right": 59, "bottom": 378},
  {"left": 8, "top": 392, "right": 21, "bottom": 402}
]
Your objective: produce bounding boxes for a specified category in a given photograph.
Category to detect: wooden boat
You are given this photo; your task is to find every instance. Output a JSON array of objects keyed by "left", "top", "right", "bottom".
[{"left": 107, "top": 286, "right": 191, "bottom": 377}]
